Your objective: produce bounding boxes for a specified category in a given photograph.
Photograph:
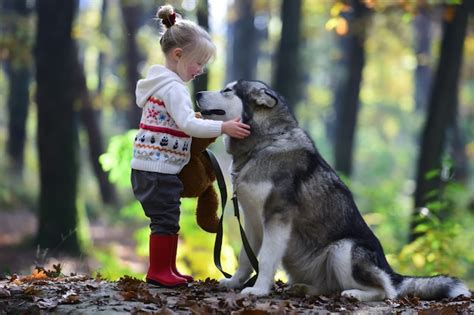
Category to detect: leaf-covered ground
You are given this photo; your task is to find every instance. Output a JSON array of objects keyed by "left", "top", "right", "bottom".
[{"left": 0, "top": 270, "right": 472, "bottom": 314}]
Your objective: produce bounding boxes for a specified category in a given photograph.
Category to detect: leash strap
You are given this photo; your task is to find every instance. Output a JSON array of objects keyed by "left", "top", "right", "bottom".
[
  {"left": 232, "top": 194, "right": 259, "bottom": 287},
  {"left": 203, "top": 150, "right": 259, "bottom": 286},
  {"left": 203, "top": 150, "right": 231, "bottom": 278}
]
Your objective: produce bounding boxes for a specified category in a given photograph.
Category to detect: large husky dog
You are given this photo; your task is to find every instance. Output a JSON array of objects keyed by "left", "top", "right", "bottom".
[{"left": 195, "top": 80, "right": 471, "bottom": 301}]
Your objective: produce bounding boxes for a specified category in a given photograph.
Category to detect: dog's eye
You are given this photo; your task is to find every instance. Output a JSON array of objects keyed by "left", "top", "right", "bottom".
[{"left": 221, "top": 88, "right": 232, "bottom": 94}]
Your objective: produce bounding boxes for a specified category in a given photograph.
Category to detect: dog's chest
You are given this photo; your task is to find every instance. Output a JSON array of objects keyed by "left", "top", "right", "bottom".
[{"left": 234, "top": 180, "right": 274, "bottom": 218}]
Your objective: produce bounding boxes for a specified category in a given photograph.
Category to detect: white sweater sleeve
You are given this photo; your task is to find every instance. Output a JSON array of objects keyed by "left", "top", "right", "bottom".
[{"left": 163, "top": 84, "right": 223, "bottom": 138}]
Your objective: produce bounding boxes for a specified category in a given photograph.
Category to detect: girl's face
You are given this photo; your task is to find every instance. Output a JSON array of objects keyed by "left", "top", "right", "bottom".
[
  {"left": 166, "top": 47, "right": 210, "bottom": 82},
  {"left": 178, "top": 58, "right": 205, "bottom": 82}
]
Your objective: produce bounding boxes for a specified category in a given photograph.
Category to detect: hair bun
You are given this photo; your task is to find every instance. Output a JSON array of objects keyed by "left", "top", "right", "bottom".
[{"left": 157, "top": 5, "right": 177, "bottom": 28}]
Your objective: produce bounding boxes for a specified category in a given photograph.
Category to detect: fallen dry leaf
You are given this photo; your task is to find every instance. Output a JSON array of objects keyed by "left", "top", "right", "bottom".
[
  {"left": 24, "top": 268, "right": 48, "bottom": 281},
  {"left": 117, "top": 276, "right": 163, "bottom": 306},
  {"left": 0, "top": 287, "right": 11, "bottom": 298},
  {"left": 7, "top": 274, "right": 18, "bottom": 283},
  {"left": 399, "top": 295, "right": 421, "bottom": 307},
  {"left": 86, "top": 282, "right": 99, "bottom": 290},
  {"left": 23, "top": 285, "right": 42, "bottom": 296},
  {"left": 35, "top": 297, "right": 59, "bottom": 310},
  {"left": 60, "top": 289, "right": 80, "bottom": 304}
]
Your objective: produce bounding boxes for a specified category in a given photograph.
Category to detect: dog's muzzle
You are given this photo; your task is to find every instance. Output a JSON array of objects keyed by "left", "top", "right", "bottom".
[{"left": 195, "top": 93, "right": 226, "bottom": 116}]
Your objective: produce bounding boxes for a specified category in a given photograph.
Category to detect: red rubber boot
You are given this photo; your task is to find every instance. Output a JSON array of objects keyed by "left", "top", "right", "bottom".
[
  {"left": 170, "top": 234, "right": 194, "bottom": 282},
  {"left": 146, "top": 234, "right": 187, "bottom": 287}
]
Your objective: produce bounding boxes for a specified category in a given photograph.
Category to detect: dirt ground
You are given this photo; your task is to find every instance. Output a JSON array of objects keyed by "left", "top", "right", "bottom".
[
  {"left": 1, "top": 210, "right": 473, "bottom": 314},
  {"left": 0, "top": 274, "right": 473, "bottom": 314},
  {"left": 0, "top": 209, "right": 147, "bottom": 277}
]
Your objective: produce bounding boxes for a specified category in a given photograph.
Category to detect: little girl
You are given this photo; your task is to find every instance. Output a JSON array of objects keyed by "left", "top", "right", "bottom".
[{"left": 131, "top": 5, "right": 250, "bottom": 287}]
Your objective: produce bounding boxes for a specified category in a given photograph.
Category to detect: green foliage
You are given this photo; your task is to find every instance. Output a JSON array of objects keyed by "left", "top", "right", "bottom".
[
  {"left": 389, "top": 182, "right": 474, "bottom": 286},
  {"left": 99, "top": 130, "right": 136, "bottom": 188},
  {"left": 93, "top": 248, "right": 142, "bottom": 280},
  {"left": 76, "top": 197, "right": 93, "bottom": 253},
  {"left": 120, "top": 200, "right": 145, "bottom": 221},
  {"left": 178, "top": 198, "right": 237, "bottom": 279},
  {"left": 349, "top": 175, "right": 412, "bottom": 254},
  {"left": 0, "top": 11, "right": 35, "bottom": 67}
]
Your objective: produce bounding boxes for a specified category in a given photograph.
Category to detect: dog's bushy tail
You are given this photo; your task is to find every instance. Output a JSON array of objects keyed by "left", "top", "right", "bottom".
[{"left": 396, "top": 275, "right": 471, "bottom": 300}]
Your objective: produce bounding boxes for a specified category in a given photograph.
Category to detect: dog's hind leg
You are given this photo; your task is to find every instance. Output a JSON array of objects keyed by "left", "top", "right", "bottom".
[
  {"left": 241, "top": 220, "right": 291, "bottom": 296},
  {"left": 331, "top": 240, "right": 396, "bottom": 301},
  {"left": 339, "top": 265, "right": 396, "bottom": 301}
]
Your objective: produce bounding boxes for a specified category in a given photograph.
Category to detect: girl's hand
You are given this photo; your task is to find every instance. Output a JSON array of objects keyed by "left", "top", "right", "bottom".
[{"left": 221, "top": 117, "right": 251, "bottom": 139}]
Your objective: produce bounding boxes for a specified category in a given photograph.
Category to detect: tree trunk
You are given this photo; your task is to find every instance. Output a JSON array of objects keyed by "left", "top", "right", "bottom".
[
  {"left": 410, "top": 3, "right": 468, "bottom": 241},
  {"left": 97, "top": 0, "right": 108, "bottom": 94},
  {"left": 448, "top": 113, "right": 469, "bottom": 184},
  {"left": 121, "top": 0, "right": 143, "bottom": 129},
  {"left": 34, "top": 0, "right": 81, "bottom": 255},
  {"left": 332, "top": 0, "right": 371, "bottom": 177},
  {"left": 226, "top": 0, "right": 258, "bottom": 82},
  {"left": 192, "top": 0, "right": 210, "bottom": 107},
  {"left": 273, "top": 0, "right": 302, "bottom": 114},
  {"left": 2, "top": 0, "right": 33, "bottom": 176},
  {"left": 413, "top": 6, "right": 434, "bottom": 112},
  {"left": 75, "top": 60, "right": 118, "bottom": 206},
  {"left": 5, "top": 65, "right": 30, "bottom": 176}
]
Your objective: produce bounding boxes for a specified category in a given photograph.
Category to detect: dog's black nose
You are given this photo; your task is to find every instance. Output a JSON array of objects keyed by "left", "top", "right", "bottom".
[{"left": 195, "top": 92, "right": 203, "bottom": 101}]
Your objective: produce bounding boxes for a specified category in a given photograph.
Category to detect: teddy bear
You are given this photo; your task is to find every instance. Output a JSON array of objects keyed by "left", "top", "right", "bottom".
[{"left": 178, "top": 115, "right": 220, "bottom": 233}]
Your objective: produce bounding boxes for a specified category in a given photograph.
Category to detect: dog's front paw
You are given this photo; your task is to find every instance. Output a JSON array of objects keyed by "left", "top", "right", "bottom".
[
  {"left": 219, "top": 277, "right": 243, "bottom": 289},
  {"left": 241, "top": 286, "right": 270, "bottom": 296}
]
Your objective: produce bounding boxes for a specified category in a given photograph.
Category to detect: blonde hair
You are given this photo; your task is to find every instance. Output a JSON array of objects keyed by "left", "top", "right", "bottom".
[{"left": 157, "top": 5, "right": 216, "bottom": 65}]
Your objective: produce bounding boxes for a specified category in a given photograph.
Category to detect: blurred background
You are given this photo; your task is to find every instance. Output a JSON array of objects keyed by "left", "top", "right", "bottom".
[{"left": 0, "top": 0, "right": 473, "bottom": 287}]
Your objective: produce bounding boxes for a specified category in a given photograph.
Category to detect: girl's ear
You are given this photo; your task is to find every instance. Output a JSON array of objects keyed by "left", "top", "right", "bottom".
[{"left": 170, "top": 47, "right": 183, "bottom": 61}]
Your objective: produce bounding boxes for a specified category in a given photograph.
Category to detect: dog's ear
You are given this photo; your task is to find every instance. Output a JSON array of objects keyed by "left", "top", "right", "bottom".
[{"left": 252, "top": 87, "right": 278, "bottom": 108}]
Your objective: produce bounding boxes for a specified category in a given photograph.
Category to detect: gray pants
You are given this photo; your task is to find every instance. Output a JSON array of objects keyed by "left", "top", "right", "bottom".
[{"left": 131, "top": 169, "right": 183, "bottom": 234}]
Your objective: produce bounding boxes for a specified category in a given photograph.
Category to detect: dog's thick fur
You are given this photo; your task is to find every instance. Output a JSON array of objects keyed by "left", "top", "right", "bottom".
[{"left": 195, "top": 80, "right": 471, "bottom": 301}]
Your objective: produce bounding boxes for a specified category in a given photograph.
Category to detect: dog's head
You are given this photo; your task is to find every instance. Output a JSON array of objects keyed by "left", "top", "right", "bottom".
[{"left": 195, "top": 80, "right": 281, "bottom": 124}]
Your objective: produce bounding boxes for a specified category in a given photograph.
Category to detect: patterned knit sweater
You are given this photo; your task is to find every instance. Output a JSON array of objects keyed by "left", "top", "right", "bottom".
[{"left": 131, "top": 65, "right": 223, "bottom": 174}]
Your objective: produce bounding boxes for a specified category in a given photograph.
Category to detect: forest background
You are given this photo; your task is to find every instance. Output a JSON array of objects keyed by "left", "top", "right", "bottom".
[{"left": 0, "top": 0, "right": 473, "bottom": 289}]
